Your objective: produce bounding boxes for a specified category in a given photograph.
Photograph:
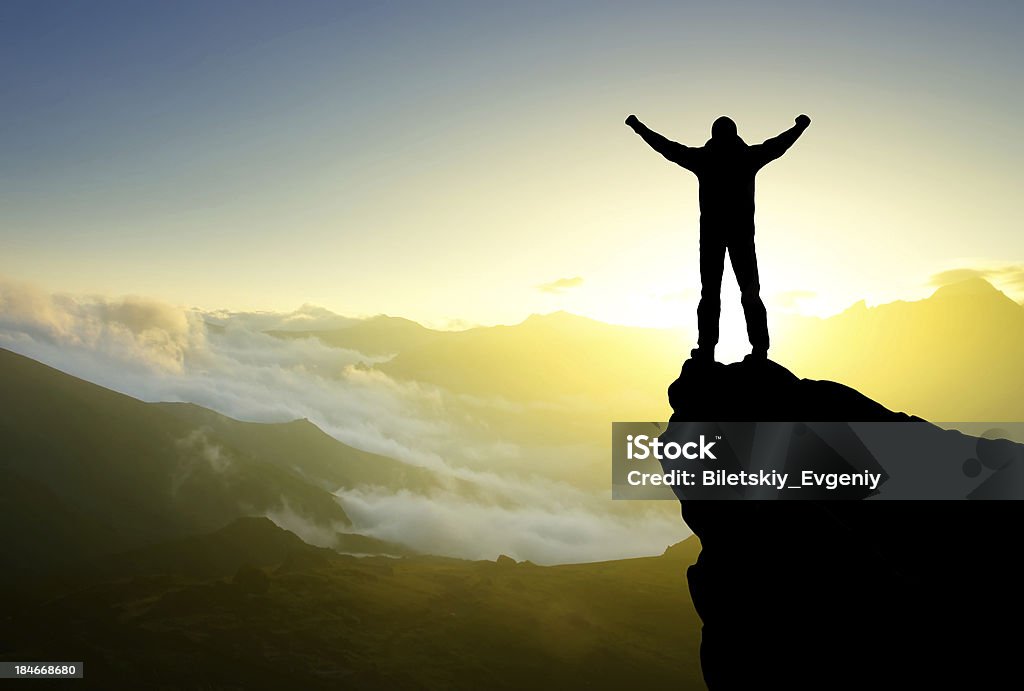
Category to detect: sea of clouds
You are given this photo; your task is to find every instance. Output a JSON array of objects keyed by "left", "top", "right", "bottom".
[{"left": 0, "top": 278, "right": 687, "bottom": 564}]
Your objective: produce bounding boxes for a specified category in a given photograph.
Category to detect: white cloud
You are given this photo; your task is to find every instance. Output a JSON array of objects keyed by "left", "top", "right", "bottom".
[
  {"left": 266, "top": 497, "right": 349, "bottom": 549},
  {"left": 172, "top": 427, "right": 234, "bottom": 495},
  {"left": 203, "top": 303, "right": 360, "bottom": 332},
  {"left": 538, "top": 276, "right": 584, "bottom": 294},
  {"left": 0, "top": 278, "right": 202, "bottom": 375},
  {"left": 336, "top": 487, "right": 684, "bottom": 565},
  {"left": 0, "top": 278, "right": 689, "bottom": 563}
]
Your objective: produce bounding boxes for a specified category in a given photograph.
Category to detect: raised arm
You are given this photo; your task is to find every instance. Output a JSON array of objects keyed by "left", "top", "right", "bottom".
[
  {"left": 754, "top": 114, "right": 811, "bottom": 167},
  {"left": 625, "top": 115, "right": 697, "bottom": 170}
]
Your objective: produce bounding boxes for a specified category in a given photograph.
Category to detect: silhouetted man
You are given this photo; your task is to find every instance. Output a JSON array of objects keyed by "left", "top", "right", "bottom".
[{"left": 626, "top": 113, "right": 810, "bottom": 362}]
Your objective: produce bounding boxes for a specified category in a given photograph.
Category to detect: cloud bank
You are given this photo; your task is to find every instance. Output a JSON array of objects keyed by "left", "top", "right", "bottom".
[{"left": 0, "top": 278, "right": 687, "bottom": 563}]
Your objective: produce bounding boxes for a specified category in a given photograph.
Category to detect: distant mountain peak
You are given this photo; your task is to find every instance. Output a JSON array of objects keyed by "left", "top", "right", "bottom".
[
  {"left": 364, "top": 314, "right": 426, "bottom": 327},
  {"left": 930, "top": 276, "right": 1003, "bottom": 300}
]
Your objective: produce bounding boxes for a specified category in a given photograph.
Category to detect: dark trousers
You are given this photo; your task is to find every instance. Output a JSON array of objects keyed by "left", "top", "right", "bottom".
[{"left": 697, "top": 223, "right": 769, "bottom": 351}]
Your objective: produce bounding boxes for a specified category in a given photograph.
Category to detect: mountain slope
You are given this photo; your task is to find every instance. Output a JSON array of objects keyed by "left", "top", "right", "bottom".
[
  {"left": 269, "top": 282, "right": 1024, "bottom": 424},
  {"left": 775, "top": 277, "right": 1024, "bottom": 420},
  {"left": 155, "top": 402, "right": 451, "bottom": 495},
  {"left": 2, "top": 515, "right": 704, "bottom": 690},
  {"left": 378, "top": 312, "right": 686, "bottom": 416},
  {"left": 88, "top": 516, "right": 342, "bottom": 581},
  {"left": 268, "top": 311, "right": 687, "bottom": 415},
  {"left": 0, "top": 348, "right": 428, "bottom": 573},
  {"left": 266, "top": 314, "right": 443, "bottom": 356}
]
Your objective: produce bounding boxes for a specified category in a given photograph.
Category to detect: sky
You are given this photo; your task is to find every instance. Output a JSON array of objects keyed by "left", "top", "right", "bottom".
[{"left": 3, "top": 0, "right": 1023, "bottom": 332}]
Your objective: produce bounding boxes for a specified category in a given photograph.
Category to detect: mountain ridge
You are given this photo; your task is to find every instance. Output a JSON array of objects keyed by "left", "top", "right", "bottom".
[{"left": 0, "top": 347, "right": 438, "bottom": 575}]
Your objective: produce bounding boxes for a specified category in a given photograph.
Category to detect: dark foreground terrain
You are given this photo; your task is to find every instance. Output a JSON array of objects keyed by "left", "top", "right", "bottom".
[
  {"left": 0, "top": 346, "right": 705, "bottom": 690},
  {"left": 0, "top": 517, "right": 703, "bottom": 690}
]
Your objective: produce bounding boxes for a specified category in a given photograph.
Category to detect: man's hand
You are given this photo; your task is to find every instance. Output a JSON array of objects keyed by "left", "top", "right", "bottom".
[
  {"left": 625, "top": 114, "right": 640, "bottom": 129},
  {"left": 795, "top": 114, "right": 811, "bottom": 128}
]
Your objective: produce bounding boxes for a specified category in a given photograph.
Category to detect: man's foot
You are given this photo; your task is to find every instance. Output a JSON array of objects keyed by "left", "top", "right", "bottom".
[
  {"left": 690, "top": 347, "right": 715, "bottom": 363},
  {"left": 744, "top": 349, "right": 768, "bottom": 363}
]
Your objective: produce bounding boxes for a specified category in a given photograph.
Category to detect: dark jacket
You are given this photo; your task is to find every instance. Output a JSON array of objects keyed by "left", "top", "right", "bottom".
[{"left": 632, "top": 117, "right": 807, "bottom": 223}]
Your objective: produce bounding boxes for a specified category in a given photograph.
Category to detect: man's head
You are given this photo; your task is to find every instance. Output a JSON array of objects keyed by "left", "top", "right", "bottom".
[{"left": 711, "top": 116, "right": 738, "bottom": 141}]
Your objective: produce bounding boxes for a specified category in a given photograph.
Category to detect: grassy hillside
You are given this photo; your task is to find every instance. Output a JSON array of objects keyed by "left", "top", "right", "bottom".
[
  {"left": 154, "top": 402, "right": 458, "bottom": 496},
  {"left": 0, "top": 517, "right": 704, "bottom": 690},
  {"left": 0, "top": 348, "right": 440, "bottom": 574}
]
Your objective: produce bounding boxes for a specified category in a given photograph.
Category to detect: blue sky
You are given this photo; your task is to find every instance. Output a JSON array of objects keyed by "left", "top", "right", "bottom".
[{"left": 2, "top": 1, "right": 1022, "bottom": 328}]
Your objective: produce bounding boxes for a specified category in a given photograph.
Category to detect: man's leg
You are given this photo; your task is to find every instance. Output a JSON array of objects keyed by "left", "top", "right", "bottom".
[
  {"left": 728, "top": 232, "right": 769, "bottom": 355},
  {"left": 696, "top": 229, "right": 726, "bottom": 358}
]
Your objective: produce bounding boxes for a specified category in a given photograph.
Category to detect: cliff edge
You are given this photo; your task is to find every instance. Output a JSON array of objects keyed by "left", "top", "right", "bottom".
[{"left": 668, "top": 358, "right": 1023, "bottom": 689}]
